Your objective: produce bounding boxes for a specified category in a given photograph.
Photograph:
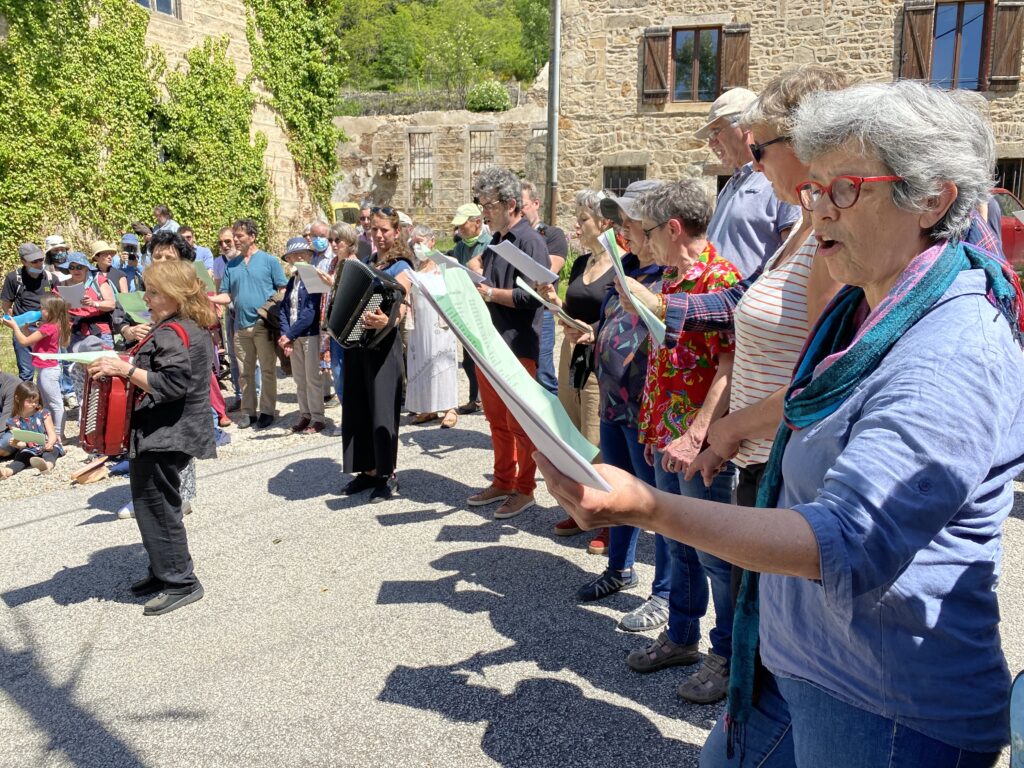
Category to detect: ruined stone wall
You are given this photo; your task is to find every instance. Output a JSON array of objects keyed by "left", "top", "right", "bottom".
[
  {"left": 558, "top": 0, "right": 1024, "bottom": 230},
  {"left": 144, "top": 0, "right": 315, "bottom": 246},
  {"left": 334, "top": 104, "right": 548, "bottom": 236}
]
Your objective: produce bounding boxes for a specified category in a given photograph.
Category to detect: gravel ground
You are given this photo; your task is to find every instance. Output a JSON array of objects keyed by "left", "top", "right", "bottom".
[{"left": 1, "top": 369, "right": 1022, "bottom": 767}]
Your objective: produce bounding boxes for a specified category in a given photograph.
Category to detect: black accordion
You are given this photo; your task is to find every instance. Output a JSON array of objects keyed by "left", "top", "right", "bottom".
[{"left": 325, "top": 259, "right": 406, "bottom": 349}]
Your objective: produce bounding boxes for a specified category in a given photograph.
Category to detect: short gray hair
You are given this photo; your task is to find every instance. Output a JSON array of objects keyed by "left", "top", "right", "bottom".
[
  {"left": 473, "top": 167, "right": 523, "bottom": 212},
  {"left": 792, "top": 81, "right": 995, "bottom": 241},
  {"left": 329, "top": 222, "right": 357, "bottom": 247},
  {"left": 575, "top": 189, "right": 612, "bottom": 221},
  {"left": 410, "top": 223, "right": 435, "bottom": 241},
  {"left": 637, "top": 179, "right": 711, "bottom": 237}
]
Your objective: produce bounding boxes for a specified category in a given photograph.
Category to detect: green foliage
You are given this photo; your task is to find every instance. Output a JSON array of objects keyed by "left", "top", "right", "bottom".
[
  {"left": 337, "top": 0, "right": 549, "bottom": 91},
  {"left": 465, "top": 80, "right": 512, "bottom": 112},
  {"left": 245, "top": 0, "right": 349, "bottom": 211},
  {"left": 0, "top": 0, "right": 273, "bottom": 271}
]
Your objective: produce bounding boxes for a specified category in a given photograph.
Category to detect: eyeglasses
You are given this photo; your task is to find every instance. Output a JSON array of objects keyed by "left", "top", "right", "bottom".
[
  {"left": 642, "top": 220, "right": 669, "bottom": 238},
  {"left": 69, "top": 264, "right": 88, "bottom": 271},
  {"left": 795, "top": 175, "right": 904, "bottom": 212},
  {"left": 218, "top": 240, "right": 234, "bottom": 246},
  {"left": 706, "top": 118, "right": 738, "bottom": 143},
  {"left": 371, "top": 206, "right": 396, "bottom": 216},
  {"left": 478, "top": 199, "right": 504, "bottom": 211},
  {"left": 749, "top": 136, "right": 788, "bottom": 164},
  {"left": 328, "top": 237, "right": 345, "bottom": 243}
]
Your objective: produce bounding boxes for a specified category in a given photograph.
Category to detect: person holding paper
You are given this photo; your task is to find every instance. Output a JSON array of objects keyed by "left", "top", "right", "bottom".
[
  {"left": 0, "top": 381, "right": 63, "bottom": 479},
  {"left": 466, "top": 167, "right": 551, "bottom": 520},
  {"left": 278, "top": 237, "right": 326, "bottom": 433},
  {"left": 340, "top": 206, "right": 413, "bottom": 503},
  {"left": 450, "top": 203, "right": 490, "bottom": 414},
  {"left": 64, "top": 252, "right": 116, "bottom": 349},
  {"left": 537, "top": 189, "right": 615, "bottom": 545},
  {"left": 625, "top": 181, "right": 742, "bottom": 700},
  {"left": 87, "top": 260, "right": 215, "bottom": 616}
]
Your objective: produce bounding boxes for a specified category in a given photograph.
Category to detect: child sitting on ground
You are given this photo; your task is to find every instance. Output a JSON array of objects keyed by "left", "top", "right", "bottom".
[{"left": 0, "top": 381, "right": 64, "bottom": 479}]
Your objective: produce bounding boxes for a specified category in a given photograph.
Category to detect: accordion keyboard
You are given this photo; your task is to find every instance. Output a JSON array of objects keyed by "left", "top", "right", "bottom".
[{"left": 346, "top": 294, "right": 384, "bottom": 344}]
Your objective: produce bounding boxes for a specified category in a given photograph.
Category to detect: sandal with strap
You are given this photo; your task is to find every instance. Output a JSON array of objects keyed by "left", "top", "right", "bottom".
[
  {"left": 411, "top": 412, "right": 440, "bottom": 425},
  {"left": 626, "top": 631, "right": 701, "bottom": 673},
  {"left": 440, "top": 409, "right": 458, "bottom": 429}
]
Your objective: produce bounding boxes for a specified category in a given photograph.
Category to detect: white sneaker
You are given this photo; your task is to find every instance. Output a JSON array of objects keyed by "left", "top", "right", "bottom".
[
  {"left": 29, "top": 456, "right": 53, "bottom": 473},
  {"left": 64, "top": 393, "right": 78, "bottom": 408},
  {"left": 117, "top": 502, "right": 135, "bottom": 520}
]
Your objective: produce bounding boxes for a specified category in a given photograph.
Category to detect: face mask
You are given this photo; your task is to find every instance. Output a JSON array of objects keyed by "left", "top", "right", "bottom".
[
  {"left": 412, "top": 243, "right": 433, "bottom": 264},
  {"left": 26, "top": 266, "right": 43, "bottom": 277},
  {"left": 462, "top": 234, "right": 479, "bottom": 247},
  {"left": 312, "top": 237, "right": 329, "bottom": 253}
]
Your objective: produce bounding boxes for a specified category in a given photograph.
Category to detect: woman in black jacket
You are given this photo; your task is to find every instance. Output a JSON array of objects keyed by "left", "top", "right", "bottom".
[{"left": 88, "top": 260, "right": 216, "bottom": 616}]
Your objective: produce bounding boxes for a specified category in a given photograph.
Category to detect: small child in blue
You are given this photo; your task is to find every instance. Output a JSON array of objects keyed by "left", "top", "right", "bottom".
[{"left": 0, "top": 381, "right": 64, "bottom": 480}]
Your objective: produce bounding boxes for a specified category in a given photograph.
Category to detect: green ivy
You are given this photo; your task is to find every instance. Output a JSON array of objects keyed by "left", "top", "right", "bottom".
[
  {"left": 245, "top": 0, "right": 348, "bottom": 213},
  {"left": 0, "top": 0, "right": 273, "bottom": 271}
]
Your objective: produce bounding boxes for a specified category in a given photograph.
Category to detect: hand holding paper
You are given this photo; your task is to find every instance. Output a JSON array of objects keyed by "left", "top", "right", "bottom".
[
  {"left": 599, "top": 229, "right": 666, "bottom": 345},
  {"left": 535, "top": 453, "right": 658, "bottom": 531},
  {"left": 514, "top": 277, "right": 592, "bottom": 334}
]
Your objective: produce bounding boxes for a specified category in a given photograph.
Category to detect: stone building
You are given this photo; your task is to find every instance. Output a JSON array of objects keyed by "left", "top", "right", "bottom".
[
  {"left": 139, "top": 0, "right": 316, "bottom": 239},
  {"left": 556, "top": 0, "right": 1024, "bottom": 226}
]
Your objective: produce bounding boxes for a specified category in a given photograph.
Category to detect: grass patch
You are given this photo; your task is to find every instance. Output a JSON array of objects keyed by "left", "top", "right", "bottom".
[{"left": 0, "top": 328, "right": 16, "bottom": 374}]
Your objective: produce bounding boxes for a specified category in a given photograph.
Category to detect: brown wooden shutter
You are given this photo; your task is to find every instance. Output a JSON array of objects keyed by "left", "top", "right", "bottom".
[
  {"left": 990, "top": 0, "right": 1024, "bottom": 92},
  {"left": 641, "top": 27, "right": 670, "bottom": 104},
  {"left": 721, "top": 23, "right": 751, "bottom": 90},
  {"left": 899, "top": 1, "right": 935, "bottom": 80}
]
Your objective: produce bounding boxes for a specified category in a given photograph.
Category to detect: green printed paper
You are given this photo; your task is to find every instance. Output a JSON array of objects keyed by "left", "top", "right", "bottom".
[
  {"left": 10, "top": 428, "right": 45, "bottom": 444},
  {"left": 434, "top": 268, "right": 599, "bottom": 464},
  {"left": 116, "top": 292, "right": 152, "bottom": 324},
  {"left": 195, "top": 261, "right": 216, "bottom": 292},
  {"left": 600, "top": 230, "right": 666, "bottom": 345},
  {"left": 32, "top": 350, "right": 121, "bottom": 364}
]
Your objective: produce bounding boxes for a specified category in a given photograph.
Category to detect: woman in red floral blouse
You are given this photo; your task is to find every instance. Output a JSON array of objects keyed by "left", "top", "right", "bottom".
[{"left": 624, "top": 180, "right": 742, "bottom": 703}]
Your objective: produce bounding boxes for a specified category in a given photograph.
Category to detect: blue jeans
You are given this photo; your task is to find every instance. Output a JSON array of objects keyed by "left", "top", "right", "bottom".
[
  {"left": 601, "top": 421, "right": 672, "bottom": 599},
  {"left": 330, "top": 338, "right": 344, "bottom": 401},
  {"left": 537, "top": 311, "right": 557, "bottom": 394},
  {"left": 700, "top": 671, "right": 999, "bottom": 768},
  {"left": 226, "top": 308, "right": 240, "bottom": 399},
  {"left": 12, "top": 332, "right": 34, "bottom": 380},
  {"left": 677, "top": 463, "right": 737, "bottom": 660}
]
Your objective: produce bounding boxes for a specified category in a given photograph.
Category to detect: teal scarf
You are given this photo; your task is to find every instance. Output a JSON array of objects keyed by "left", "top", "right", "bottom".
[{"left": 725, "top": 236, "right": 1024, "bottom": 760}]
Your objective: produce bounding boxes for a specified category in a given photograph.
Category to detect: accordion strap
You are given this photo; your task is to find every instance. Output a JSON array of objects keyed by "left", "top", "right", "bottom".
[{"left": 130, "top": 321, "right": 190, "bottom": 358}]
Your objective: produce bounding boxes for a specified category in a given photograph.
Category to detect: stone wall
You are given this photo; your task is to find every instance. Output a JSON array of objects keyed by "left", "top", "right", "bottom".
[
  {"left": 557, "top": 0, "right": 1024, "bottom": 230},
  {"left": 144, "top": 0, "right": 315, "bottom": 246},
  {"left": 333, "top": 103, "right": 548, "bottom": 236}
]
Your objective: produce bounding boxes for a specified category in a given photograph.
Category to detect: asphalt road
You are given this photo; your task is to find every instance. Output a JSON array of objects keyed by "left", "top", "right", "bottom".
[{"left": 1, "top": 383, "right": 1022, "bottom": 768}]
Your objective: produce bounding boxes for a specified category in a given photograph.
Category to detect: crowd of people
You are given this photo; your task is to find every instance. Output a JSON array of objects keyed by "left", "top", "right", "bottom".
[{"left": 2, "top": 71, "right": 1023, "bottom": 765}]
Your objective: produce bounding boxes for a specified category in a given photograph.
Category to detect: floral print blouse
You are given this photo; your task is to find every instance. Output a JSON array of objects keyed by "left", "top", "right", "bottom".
[{"left": 638, "top": 242, "right": 740, "bottom": 450}]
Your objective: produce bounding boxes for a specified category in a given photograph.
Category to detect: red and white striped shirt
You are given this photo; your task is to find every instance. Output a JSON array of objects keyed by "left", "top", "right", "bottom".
[{"left": 730, "top": 231, "right": 817, "bottom": 466}]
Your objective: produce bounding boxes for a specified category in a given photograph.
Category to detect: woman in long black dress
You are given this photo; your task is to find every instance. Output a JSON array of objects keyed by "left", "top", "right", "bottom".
[
  {"left": 88, "top": 260, "right": 216, "bottom": 616},
  {"left": 341, "top": 207, "right": 413, "bottom": 502}
]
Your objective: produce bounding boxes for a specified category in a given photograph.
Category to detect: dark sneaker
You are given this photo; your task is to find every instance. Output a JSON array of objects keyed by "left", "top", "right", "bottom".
[
  {"left": 618, "top": 595, "right": 670, "bottom": 633},
  {"left": 370, "top": 475, "right": 398, "bottom": 502},
  {"left": 226, "top": 399, "right": 242, "bottom": 412},
  {"left": 577, "top": 567, "right": 639, "bottom": 602},
  {"left": 343, "top": 473, "right": 378, "bottom": 495},
  {"left": 130, "top": 574, "right": 164, "bottom": 597},
  {"left": 626, "top": 631, "right": 701, "bottom": 673},
  {"left": 143, "top": 584, "right": 204, "bottom": 616},
  {"left": 290, "top": 416, "right": 311, "bottom": 433},
  {"left": 238, "top": 415, "right": 253, "bottom": 429},
  {"left": 303, "top": 421, "right": 326, "bottom": 434},
  {"left": 457, "top": 399, "right": 481, "bottom": 415},
  {"left": 677, "top": 652, "right": 730, "bottom": 704},
  {"left": 254, "top": 413, "right": 274, "bottom": 429}
]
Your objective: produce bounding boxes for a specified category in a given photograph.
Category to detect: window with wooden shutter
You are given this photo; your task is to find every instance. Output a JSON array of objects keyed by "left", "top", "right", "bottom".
[
  {"left": 721, "top": 23, "right": 751, "bottom": 90},
  {"left": 641, "top": 28, "right": 670, "bottom": 104},
  {"left": 899, "top": 1, "right": 936, "bottom": 80},
  {"left": 990, "top": 0, "right": 1024, "bottom": 92}
]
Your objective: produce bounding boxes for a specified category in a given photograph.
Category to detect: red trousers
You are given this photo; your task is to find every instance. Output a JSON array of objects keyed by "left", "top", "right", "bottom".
[
  {"left": 478, "top": 357, "right": 538, "bottom": 496},
  {"left": 209, "top": 371, "right": 226, "bottom": 420}
]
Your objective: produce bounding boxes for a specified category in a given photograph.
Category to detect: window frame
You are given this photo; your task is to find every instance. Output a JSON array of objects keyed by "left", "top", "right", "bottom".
[
  {"left": 603, "top": 166, "right": 647, "bottom": 198},
  {"left": 669, "top": 26, "right": 723, "bottom": 103},
  {"left": 135, "top": 0, "right": 181, "bottom": 18},
  {"left": 930, "top": 0, "right": 991, "bottom": 90}
]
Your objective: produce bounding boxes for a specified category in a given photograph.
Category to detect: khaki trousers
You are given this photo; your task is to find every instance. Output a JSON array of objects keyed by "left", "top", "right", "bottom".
[
  {"left": 291, "top": 335, "right": 324, "bottom": 421},
  {"left": 234, "top": 322, "right": 277, "bottom": 417},
  {"left": 557, "top": 334, "right": 602, "bottom": 457}
]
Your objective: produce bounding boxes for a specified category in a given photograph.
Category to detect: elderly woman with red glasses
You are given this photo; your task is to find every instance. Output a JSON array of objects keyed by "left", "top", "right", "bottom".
[{"left": 538, "top": 80, "right": 1024, "bottom": 767}]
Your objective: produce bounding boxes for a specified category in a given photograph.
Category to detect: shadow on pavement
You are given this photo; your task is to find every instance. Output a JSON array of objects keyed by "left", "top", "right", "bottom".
[
  {"left": 400, "top": 426, "right": 494, "bottom": 458},
  {"left": 377, "top": 545, "right": 711, "bottom": 724},
  {"left": 378, "top": 665, "right": 702, "bottom": 767},
  {"left": 2, "top": 544, "right": 149, "bottom": 608},
  {"left": 267, "top": 457, "right": 343, "bottom": 500}
]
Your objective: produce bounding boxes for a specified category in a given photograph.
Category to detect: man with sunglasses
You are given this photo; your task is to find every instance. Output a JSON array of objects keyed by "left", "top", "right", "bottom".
[
  {"left": 695, "top": 88, "right": 800, "bottom": 279},
  {"left": 356, "top": 203, "right": 376, "bottom": 264}
]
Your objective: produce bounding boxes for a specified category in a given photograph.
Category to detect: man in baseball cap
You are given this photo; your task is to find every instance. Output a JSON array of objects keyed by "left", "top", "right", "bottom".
[
  {"left": 695, "top": 87, "right": 800, "bottom": 278},
  {"left": 451, "top": 203, "right": 483, "bottom": 227},
  {"left": 2, "top": 244, "right": 54, "bottom": 380}
]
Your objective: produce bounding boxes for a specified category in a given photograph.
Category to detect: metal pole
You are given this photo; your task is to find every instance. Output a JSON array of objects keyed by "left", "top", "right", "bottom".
[{"left": 544, "top": 0, "right": 560, "bottom": 226}]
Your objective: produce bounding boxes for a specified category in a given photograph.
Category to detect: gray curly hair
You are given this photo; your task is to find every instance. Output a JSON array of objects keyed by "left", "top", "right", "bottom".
[
  {"left": 791, "top": 80, "right": 995, "bottom": 241},
  {"left": 575, "top": 189, "right": 612, "bottom": 221},
  {"left": 637, "top": 179, "right": 712, "bottom": 237},
  {"left": 473, "top": 167, "right": 523, "bottom": 212}
]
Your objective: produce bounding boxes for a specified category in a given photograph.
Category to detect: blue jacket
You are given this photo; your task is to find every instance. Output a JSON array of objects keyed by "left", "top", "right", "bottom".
[{"left": 279, "top": 274, "right": 322, "bottom": 340}]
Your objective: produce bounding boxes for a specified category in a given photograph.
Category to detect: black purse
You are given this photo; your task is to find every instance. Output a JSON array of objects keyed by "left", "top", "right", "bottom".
[{"left": 568, "top": 341, "right": 595, "bottom": 390}]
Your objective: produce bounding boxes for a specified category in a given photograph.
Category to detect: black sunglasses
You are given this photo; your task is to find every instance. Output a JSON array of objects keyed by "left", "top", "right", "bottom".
[
  {"left": 749, "top": 136, "right": 788, "bottom": 164},
  {"left": 371, "top": 206, "right": 396, "bottom": 216}
]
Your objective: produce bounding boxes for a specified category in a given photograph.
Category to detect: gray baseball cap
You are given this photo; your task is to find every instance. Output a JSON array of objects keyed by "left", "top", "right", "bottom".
[
  {"left": 599, "top": 180, "right": 664, "bottom": 223},
  {"left": 17, "top": 242, "right": 44, "bottom": 262},
  {"left": 694, "top": 88, "right": 758, "bottom": 140}
]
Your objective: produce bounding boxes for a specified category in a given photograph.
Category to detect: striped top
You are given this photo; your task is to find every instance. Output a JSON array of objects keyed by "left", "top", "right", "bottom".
[{"left": 730, "top": 231, "right": 816, "bottom": 466}]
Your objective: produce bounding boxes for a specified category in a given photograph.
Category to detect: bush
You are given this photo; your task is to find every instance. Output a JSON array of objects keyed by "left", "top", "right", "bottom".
[{"left": 465, "top": 80, "right": 512, "bottom": 113}]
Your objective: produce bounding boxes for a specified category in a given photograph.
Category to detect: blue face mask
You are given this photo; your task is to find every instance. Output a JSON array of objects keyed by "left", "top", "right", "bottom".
[
  {"left": 26, "top": 265, "right": 43, "bottom": 277},
  {"left": 312, "top": 236, "right": 329, "bottom": 253}
]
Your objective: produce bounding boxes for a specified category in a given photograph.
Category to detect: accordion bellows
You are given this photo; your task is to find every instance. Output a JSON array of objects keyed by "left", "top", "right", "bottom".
[{"left": 325, "top": 259, "right": 406, "bottom": 350}]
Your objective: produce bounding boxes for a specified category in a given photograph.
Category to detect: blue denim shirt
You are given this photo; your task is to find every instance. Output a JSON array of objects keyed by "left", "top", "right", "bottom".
[{"left": 760, "top": 270, "right": 1024, "bottom": 752}]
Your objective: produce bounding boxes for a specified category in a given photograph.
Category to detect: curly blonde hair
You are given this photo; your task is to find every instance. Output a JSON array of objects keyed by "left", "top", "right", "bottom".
[{"left": 142, "top": 260, "right": 216, "bottom": 328}]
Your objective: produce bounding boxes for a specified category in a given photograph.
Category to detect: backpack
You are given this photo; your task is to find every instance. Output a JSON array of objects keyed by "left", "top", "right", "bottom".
[{"left": 10, "top": 268, "right": 59, "bottom": 309}]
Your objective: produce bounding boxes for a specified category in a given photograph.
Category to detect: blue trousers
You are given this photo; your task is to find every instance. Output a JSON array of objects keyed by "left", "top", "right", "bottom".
[
  {"left": 699, "top": 671, "right": 999, "bottom": 768},
  {"left": 601, "top": 420, "right": 671, "bottom": 599},
  {"left": 330, "top": 338, "right": 344, "bottom": 401},
  {"left": 654, "top": 450, "right": 736, "bottom": 655},
  {"left": 12, "top": 332, "right": 33, "bottom": 381},
  {"left": 537, "top": 311, "right": 558, "bottom": 394}
]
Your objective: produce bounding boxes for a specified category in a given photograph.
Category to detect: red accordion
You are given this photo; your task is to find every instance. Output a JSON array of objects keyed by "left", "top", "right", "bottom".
[{"left": 80, "top": 357, "right": 135, "bottom": 456}]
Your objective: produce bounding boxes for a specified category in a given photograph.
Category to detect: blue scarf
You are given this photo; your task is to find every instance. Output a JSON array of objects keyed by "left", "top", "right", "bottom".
[{"left": 724, "top": 232, "right": 1024, "bottom": 761}]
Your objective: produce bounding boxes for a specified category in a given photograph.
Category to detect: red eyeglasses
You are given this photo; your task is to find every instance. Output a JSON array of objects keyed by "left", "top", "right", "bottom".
[{"left": 796, "top": 175, "right": 903, "bottom": 211}]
